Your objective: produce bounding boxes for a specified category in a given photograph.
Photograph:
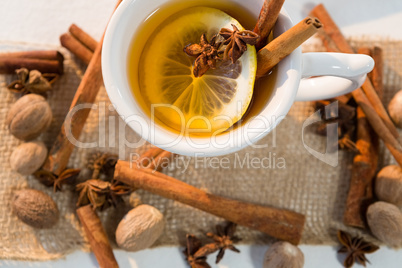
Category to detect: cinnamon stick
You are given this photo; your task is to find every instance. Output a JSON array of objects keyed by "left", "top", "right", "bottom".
[
  {"left": 344, "top": 107, "right": 379, "bottom": 227},
  {"left": 77, "top": 205, "right": 119, "bottom": 268},
  {"left": 357, "top": 47, "right": 372, "bottom": 60},
  {"left": 146, "top": 150, "right": 173, "bottom": 171},
  {"left": 343, "top": 47, "right": 380, "bottom": 228},
  {"left": 0, "top": 50, "right": 63, "bottom": 61},
  {"left": 120, "top": 161, "right": 189, "bottom": 187},
  {"left": 69, "top": 24, "right": 98, "bottom": 52},
  {"left": 361, "top": 76, "right": 397, "bottom": 134},
  {"left": 133, "top": 147, "right": 174, "bottom": 171},
  {"left": 310, "top": 4, "right": 398, "bottom": 139},
  {"left": 256, "top": 16, "right": 322, "bottom": 79},
  {"left": 253, "top": 0, "right": 285, "bottom": 51},
  {"left": 352, "top": 88, "right": 402, "bottom": 166},
  {"left": 60, "top": 24, "right": 99, "bottom": 65},
  {"left": 370, "top": 47, "right": 384, "bottom": 100},
  {"left": 0, "top": 50, "right": 64, "bottom": 74},
  {"left": 360, "top": 46, "right": 384, "bottom": 105},
  {"left": 114, "top": 160, "right": 305, "bottom": 245},
  {"left": 344, "top": 47, "right": 383, "bottom": 228},
  {"left": 135, "top": 147, "right": 164, "bottom": 168},
  {"left": 334, "top": 94, "right": 352, "bottom": 104},
  {"left": 43, "top": 0, "right": 122, "bottom": 176},
  {"left": 314, "top": 30, "right": 340, "bottom": 52},
  {"left": 343, "top": 108, "right": 378, "bottom": 228},
  {"left": 60, "top": 33, "right": 93, "bottom": 65}
]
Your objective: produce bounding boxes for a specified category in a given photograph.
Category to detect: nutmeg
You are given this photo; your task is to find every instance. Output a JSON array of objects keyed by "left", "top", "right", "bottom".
[
  {"left": 12, "top": 189, "right": 59, "bottom": 228},
  {"left": 375, "top": 165, "right": 402, "bottom": 207},
  {"left": 116, "top": 204, "right": 164, "bottom": 251},
  {"left": 367, "top": 201, "right": 402, "bottom": 247},
  {"left": 10, "top": 141, "right": 48, "bottom": 175},
  {"left": 6, "top": 94, "right": 52, "bottom": 140},
  {"left": 263, "top": 241, "right": 304, "bottom": 268},
  {"left": 388, "top": 90, "right": 402, "bottom": 128}
]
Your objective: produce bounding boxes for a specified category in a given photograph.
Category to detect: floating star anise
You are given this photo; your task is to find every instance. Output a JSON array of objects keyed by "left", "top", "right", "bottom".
[
  {"left": 337, "top": 230, "right": 379, "bottom": 268},
  {"left": 219, "top": 24, "right": 259, "bottom": 63},
  {"left": 183, "top": 234, "right": 211, "bottom": 268},
  {"left": 33, "top": 168, "right": 81, "bottom": 192},
  {"left": 7, "top": 68, "right": 58, "bottom": 95},
  {"left": 184, "top": 33, "right": 223, "bottom": 77},
  {"left": 206, "top": 222, "right": 241, "bottom": 263}
]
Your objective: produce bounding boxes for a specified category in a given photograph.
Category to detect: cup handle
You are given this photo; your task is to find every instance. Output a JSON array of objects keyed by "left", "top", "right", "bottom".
[{"left": 295, "top": 52, "right": 374, "bottom": 101}]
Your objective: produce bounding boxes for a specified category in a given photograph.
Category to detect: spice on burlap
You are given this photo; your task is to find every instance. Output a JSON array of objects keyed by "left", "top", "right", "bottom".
[{"left": 0, "top": 37, "right": 401, "bottom": 260}]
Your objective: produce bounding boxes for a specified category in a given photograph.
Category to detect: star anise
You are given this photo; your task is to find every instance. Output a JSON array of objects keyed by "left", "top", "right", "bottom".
[
  {"left": 76, "top": 179, "right": 134, "bottom": 210},
  {"left": 205, "top": 222, "right": 241, "bottom": 263},
  {"left": 314, "top": 100, "right": 358, "bottom": 153},
  {"left": 337, "top": 230, "right": 379, "bottom": 268},
  {"left": 33, "top": 168, "right": 81, "bottom": 192},
  {"left": 184, "top": 34, "right": 223, "bottom": 77},
  {"left": 86, "top": 152, "right": 118, "bottom": 180},
  {"left": 76, "top": 179, "right": 111, "bottom": 210},
  {"left": 108, "top": 180, "right": 134, "bottom": 206},
  {"left": 53, "top": 168, "right": 81, "bottom": 192},
  {"left": 219, "top": 24, "right": 259, "bottom": 63},
  {"left": 183, "top": 234, "right": 211, "bottom": 268},
  {"left": 7, "top": 68, "right": 58, "bottom": 95},
  {"left": 33, "top": 169, "right": 57, "bottom": 187}
]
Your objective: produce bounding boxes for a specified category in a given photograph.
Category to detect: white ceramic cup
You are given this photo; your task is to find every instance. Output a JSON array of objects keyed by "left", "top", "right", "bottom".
[{"left": 102, "top": 0, "right": 374, "bottom": 157}]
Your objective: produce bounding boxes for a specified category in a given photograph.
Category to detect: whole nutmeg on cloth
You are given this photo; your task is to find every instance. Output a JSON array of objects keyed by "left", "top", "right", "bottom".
[
  {"left": 10, "top": 141, "right": 48, "bottom": 175},
  {"left": 375, "top": 165, "right": 402, "bottom": 207},
  {"left": 367, "top": 201, "right": 402, "bottom": 247},
  {"left": 6, "top": 94, "right": 52, "bottom": 140},
  {"left": 12, "top": 189, "right": 59, "bottom": 229},
  {"left": 388, "top": 90, "right": 402, "bottom": 128},
  {"left": 263, "top": 241, "right": 304, "bottom": 268},
  {"left": 116, "top": 204, "right": 164, "bottom": 251}
]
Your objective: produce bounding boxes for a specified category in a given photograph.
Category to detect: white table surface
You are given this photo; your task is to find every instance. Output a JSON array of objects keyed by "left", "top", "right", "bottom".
[{"left": 1, "top": 0, "right": 402, "bottom": 267}]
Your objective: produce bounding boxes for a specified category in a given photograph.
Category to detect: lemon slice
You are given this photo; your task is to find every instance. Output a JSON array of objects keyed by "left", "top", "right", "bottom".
[{"left": 139, "top": 7, "right": 257, "bottom": 135}]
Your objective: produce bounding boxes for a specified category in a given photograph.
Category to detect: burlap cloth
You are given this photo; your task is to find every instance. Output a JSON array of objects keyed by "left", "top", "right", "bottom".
[{"left": 0, "top": 37, "right": 401, "bottom": 260}]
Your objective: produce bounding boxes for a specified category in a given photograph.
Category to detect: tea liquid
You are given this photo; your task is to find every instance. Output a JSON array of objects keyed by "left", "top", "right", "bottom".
[{"left": 127, "top": 0, "right": 276, "bottom": 136}]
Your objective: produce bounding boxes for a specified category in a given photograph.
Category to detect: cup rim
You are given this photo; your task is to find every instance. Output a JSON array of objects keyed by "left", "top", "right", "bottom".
[{"left": 102, "top": 0, "right": 302, "bottom": 157}]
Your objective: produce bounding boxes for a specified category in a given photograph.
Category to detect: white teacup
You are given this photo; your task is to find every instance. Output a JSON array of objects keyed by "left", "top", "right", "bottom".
[{"left": 102, "top": 0, "right": 374, "bottom": 157}]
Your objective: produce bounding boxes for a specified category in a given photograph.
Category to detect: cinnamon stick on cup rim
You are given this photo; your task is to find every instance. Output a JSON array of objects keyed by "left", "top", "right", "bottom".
[
  {"left": 77, "top": 205, "right": 119, "bottom": 268},
  {"left": 114, "top": 160, "right": 305, "bottom": 245},
  {"left": 253, "top": 0, "right": 286, "bottom": 50},
  {"left": 256, "top": 16, "right": 322, "bottom": 79}
]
